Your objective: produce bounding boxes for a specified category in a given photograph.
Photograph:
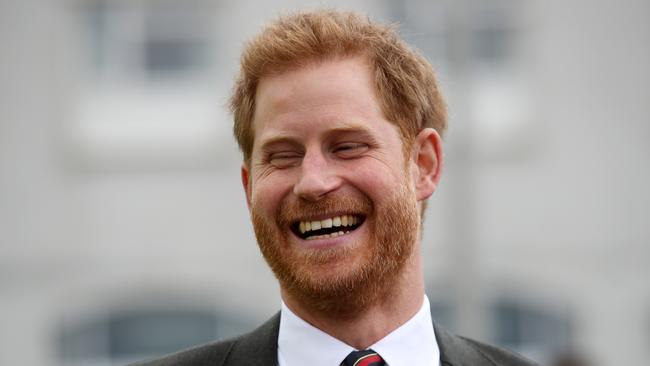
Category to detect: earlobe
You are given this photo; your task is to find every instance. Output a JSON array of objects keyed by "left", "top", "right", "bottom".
[
  {"left": 412, "top": 128, "right": 443, "bottom": 201},
  {"left": 241, "top": 164, "right": 252, "bottom": 210}
]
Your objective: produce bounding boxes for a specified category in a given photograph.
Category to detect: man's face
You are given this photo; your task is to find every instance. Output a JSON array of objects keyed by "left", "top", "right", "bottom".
[{"left": 242, "top": 57, "right": 424, "bottom": 316}]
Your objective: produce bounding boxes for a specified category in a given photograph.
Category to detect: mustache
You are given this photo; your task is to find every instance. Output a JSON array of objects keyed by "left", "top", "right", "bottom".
[{"left": 276, "top": 194, "right": 373, "bottom": 227}]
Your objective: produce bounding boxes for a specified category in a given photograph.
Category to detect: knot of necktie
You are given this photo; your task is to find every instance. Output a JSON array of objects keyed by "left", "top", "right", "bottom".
[{"left": 341, "top": 349, "right": 386, "bottom": 366}]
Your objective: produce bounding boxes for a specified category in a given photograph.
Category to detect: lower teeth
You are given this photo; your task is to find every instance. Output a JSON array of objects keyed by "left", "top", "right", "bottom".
[{"left": 307, "top": 230, "right": 351, "bottom": 240}]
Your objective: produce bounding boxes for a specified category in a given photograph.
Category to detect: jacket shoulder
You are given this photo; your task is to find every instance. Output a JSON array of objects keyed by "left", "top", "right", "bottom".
[
  {"left": 128, "top": 312, "right": 280, "bottom": 366},
  {"left": 128, "top": 337, "right": 238, "bottom": 366},
  {"left": 434, "top": 323, "right": 538, "bottom": 366},
  {"left": 454, "top": 336, "right": 539, "bottom": 366}
]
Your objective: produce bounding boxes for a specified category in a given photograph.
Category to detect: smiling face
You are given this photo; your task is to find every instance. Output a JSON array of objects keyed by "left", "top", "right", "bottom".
[{"left": 242, "top": 57, "right": 432, "bottom": 317}]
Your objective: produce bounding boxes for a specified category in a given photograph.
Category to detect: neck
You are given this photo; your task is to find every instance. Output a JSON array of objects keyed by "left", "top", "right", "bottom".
[{"left": 281, "top": 246, "right": 425, "bottom": 350}]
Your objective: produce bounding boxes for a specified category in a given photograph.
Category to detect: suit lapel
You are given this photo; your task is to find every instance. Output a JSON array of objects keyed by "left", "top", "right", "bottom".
[
  {"left": 224, "top": 312, "right": 280, "bottom": 366},
  {"left": 225, "top": 313, "right": 489, "bottom": 365},
  {"left": 434, "top": 322, "right": 485, "bottom": 366}
]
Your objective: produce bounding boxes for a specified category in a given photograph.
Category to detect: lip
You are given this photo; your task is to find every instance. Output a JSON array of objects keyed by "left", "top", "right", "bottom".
[
  {"left": 289, "top": 218, "right": 367, "bottom": 250},
  {"left": 290, "top": 211, "right": 362, "bottom": 223},
  {"left": 289, "top": 212, "right": 365, "bottom": 238}
]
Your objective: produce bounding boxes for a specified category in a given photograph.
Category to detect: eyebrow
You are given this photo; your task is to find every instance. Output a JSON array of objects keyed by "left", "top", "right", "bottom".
[
  {"left": 258, "top": 136, "right": 302, "bottom": 152},
  {"left": 327, "top": 125, "right": 379, "bottom": 145},
  {"left": 258, "top": 123, "right": 377, "bottom": 151}
]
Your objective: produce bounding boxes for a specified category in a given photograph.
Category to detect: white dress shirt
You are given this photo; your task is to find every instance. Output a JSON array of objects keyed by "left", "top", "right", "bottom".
[{"left": 277, "top": 295, "right": 440, "bottom": 366}]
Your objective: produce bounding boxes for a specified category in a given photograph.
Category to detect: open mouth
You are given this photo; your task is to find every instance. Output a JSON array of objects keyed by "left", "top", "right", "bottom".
[{"left": 291, "top": 214, "right": 365, "bottom": 240}]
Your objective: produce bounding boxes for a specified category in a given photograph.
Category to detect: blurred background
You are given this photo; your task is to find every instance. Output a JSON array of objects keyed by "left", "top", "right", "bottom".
[{"left": 1, "top": 0, "right": 648, "bottom": 365}]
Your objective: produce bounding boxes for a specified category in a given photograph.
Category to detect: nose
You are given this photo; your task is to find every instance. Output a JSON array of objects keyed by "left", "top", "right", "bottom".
[{"left": 293, "top": 150, "right": 341, "bottom": 201}]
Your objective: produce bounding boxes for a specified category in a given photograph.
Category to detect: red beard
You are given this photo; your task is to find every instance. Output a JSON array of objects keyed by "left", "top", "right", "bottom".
[{"left": 251, "top": 184, "right": 419, "bottom": 319}]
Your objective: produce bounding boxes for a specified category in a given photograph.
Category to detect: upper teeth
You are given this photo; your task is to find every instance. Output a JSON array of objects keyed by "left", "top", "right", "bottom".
[{"left": 299, "top": 215, "right": 360, "bottom": 234}]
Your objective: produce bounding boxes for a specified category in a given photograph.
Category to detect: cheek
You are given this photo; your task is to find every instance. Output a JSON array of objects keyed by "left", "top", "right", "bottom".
[
  {"left": 251, "top": 174, "right": 293, "bottom": 214},
  {"left": 347, "top": 165, "right": 403, "bottom": 201}
]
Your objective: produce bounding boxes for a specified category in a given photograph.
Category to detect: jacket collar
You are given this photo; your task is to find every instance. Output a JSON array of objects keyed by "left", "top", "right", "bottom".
[
  {"left": 434, "top": 322, "right": 487, "bottom": 366},
  {"left": 229, "top": 313, "right": 483, "bottom": 366},
  {"left": 227, "top": 312, "right": 281, "bottom": 365}
]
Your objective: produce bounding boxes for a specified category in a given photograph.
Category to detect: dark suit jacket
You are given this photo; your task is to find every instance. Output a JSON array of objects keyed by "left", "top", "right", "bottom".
[{"left": 131, "top": 313, "right": 537, "bottom": 365}]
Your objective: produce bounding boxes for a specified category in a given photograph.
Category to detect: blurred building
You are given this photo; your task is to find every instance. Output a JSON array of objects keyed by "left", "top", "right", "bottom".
[{"left": 1, "top": 0, "right": 648, "bottom": 365}]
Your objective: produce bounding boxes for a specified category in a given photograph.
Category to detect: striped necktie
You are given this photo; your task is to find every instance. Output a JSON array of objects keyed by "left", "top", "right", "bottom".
[{"left": 341, "top": 349, "right": 386, "bottom": 366}]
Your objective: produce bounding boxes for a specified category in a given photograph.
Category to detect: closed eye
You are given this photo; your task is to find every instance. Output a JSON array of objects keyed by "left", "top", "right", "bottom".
[
  {"left": 268, "top": 152, "right": 302, "bottom": 168},
  {"left": 333, "top": 142, "right": 369, "bottom": 158}
]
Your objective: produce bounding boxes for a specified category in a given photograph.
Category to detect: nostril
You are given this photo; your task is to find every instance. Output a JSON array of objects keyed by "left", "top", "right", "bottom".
[{"left": 293, "top": 174, "right": 342, "bottom": 201}]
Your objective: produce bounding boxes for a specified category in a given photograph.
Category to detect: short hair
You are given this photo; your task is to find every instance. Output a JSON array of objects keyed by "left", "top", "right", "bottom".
[{"left": 230, "top": 9, "right": 447, "bottom": 165}]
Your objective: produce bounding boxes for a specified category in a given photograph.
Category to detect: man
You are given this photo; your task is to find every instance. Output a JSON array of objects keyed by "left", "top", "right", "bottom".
[{"left": 134, "top": 9, "right": 537, "bottom": 366}]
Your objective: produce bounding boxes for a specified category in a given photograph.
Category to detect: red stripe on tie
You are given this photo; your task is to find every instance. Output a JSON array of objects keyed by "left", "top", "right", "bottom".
[{"left": 357, "top": 355, "right": 382, "bottom": 366}]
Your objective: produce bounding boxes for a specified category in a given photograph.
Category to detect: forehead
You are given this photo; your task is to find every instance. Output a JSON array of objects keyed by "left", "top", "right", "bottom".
[{"left": 252, "top": 57, "right": 388, "bottom": 140}]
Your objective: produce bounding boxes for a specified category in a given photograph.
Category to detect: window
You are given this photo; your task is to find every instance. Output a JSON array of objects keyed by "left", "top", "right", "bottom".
[
  {"left": 59, "top": 307, "right": 252, "bottom": 366},
  {"left": 67, "top": 0, "right": 225, "bottom": 170},
  {"left": 491, "top": 298, "right": 572, "bottom": 363},
  {"left": 80, "top": 0, "right": 215, "bottom": 83}
]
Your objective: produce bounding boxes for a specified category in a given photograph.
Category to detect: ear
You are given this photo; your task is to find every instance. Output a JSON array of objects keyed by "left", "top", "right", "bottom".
[
  {"left": 411, "top": 128, "right": 443, "bottom": 201},
  {"left": 241, "top": 163, "right": 252, "bottom": 211}
]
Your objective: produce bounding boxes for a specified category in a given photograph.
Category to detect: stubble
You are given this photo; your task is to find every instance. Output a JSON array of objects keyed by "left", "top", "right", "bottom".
[{"left": 251, "top": 183, "right": 420, "bottom": 319}]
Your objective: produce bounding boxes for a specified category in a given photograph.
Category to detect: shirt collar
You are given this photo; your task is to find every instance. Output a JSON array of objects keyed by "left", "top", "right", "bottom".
[
  {"left": 370, "top": 295, "right": 440, "bottom": 366},
  {"left": 278, "top": 295, "right": 440, "bottom": 366},
  {"left": 278, "top": 301, "right": 353, "bottom": 366}
]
